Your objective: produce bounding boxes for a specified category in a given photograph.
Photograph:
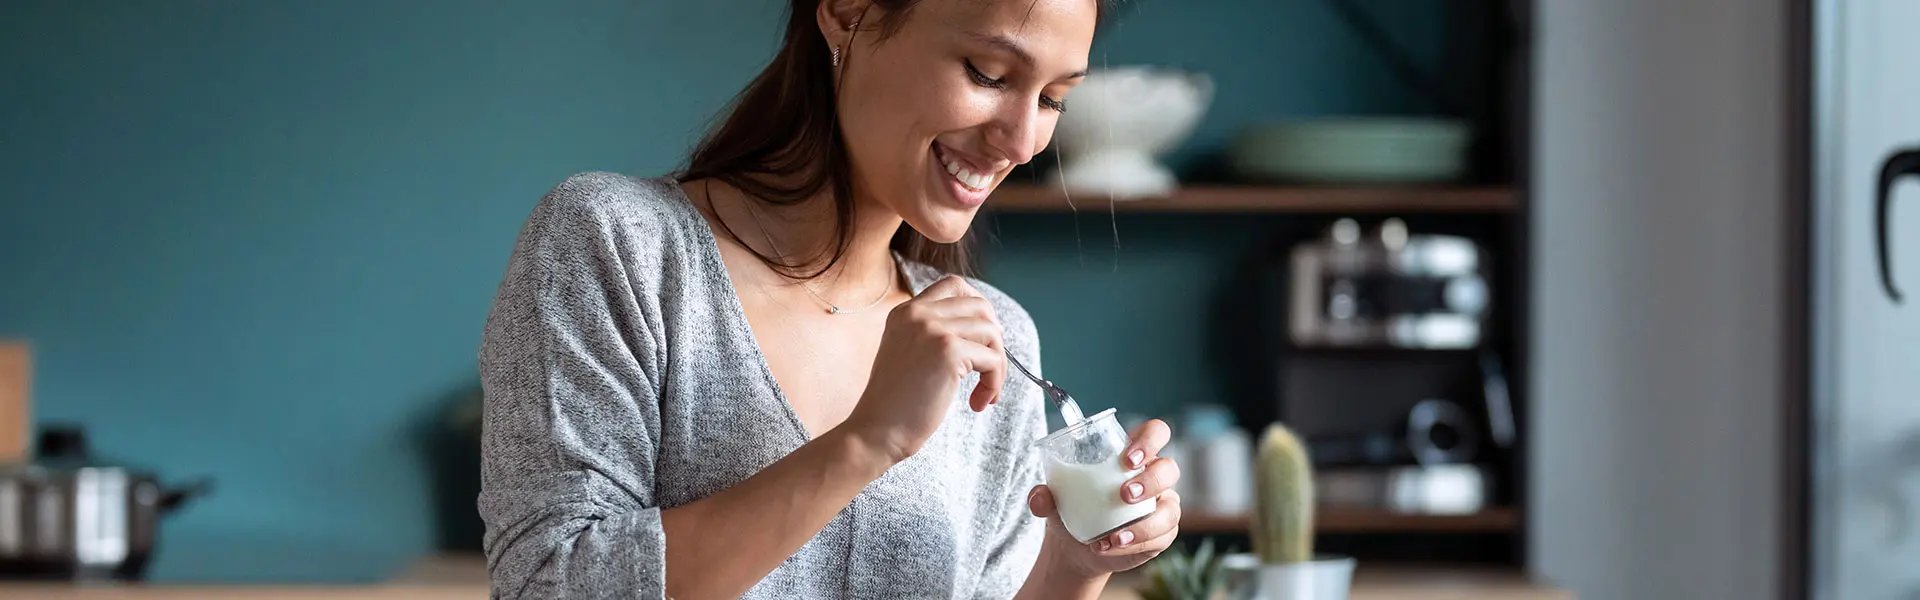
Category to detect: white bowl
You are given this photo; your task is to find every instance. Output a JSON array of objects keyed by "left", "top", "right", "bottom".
[{"left": 1050, "top": 67, "right": 1213, "bottom": 199}]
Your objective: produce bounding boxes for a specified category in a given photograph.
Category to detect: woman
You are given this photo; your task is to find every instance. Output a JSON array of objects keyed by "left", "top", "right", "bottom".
[{"left": 478, "top": 0, "right": 1182, "bottom": 597}]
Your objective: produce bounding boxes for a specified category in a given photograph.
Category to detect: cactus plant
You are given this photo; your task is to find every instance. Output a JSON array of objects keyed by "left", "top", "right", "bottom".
[{"left": 1251, "top": 423, "right": 1314, "bottom": 565}]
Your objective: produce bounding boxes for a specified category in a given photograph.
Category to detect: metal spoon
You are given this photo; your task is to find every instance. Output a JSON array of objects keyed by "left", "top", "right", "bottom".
[{"left": 1005, "top": 349, "right": 1086, "bottom": 425}]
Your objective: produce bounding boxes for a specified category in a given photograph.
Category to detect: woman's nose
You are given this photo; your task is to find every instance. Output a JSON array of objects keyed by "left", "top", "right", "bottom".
[{"left": 985, "top": 101, "right": 1043, "bottom": 167}]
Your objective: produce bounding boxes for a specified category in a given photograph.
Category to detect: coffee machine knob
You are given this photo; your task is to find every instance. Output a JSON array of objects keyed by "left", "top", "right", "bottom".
[{"left": 1445, "top": 277, "right": 1490, "bottom": 315}]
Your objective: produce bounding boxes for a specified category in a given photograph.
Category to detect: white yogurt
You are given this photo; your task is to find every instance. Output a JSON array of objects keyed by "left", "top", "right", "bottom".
[
  {"left": 1057, "top": 398, "right": 1086, "bottom": 426},
  {"left": 1045, "top": 453, "right": 1155, "bottom": 544}
]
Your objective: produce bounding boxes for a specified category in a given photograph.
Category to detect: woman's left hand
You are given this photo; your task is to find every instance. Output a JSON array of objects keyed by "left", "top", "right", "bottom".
[{"left": 1027, "top": 418, "right": 1182, "bottom": 577}]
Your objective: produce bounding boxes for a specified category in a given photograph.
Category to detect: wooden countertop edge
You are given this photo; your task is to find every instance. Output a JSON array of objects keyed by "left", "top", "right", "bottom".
[
  {"left": 0, "top": 555, "right": 1572, "bottom": 600},
  {"left": 0, "top": 580, "right": 1571, "bottom": 600},
  {"left": 0, "top": 585, "right": 488, "bottom": 600}
]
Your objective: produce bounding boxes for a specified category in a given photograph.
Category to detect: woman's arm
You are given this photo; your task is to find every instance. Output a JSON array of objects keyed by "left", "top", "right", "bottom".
[
  {"left": 1013, "top": 544, "right": 1110, "bottom": 600},
  {"left": 658, "top": 426, "right": 893, "bottom": 598},
  {"left": 480, "top": 189, "right": 901, "bottom": 599},
  {"left": 479, "top": 189, "right": 680, "bottom": 599},
  {"left": 662, "top": 275, "right": 1012, "bottom": 598}
]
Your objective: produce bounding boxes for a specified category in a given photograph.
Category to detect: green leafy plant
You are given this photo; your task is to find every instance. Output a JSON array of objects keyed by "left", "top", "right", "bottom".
[
  {"left": 1252, "top": 423, "right": 1314, "bottom": 565},
  {"left": 1138, "top": 538, "right": 1232, "bottom": 600}
]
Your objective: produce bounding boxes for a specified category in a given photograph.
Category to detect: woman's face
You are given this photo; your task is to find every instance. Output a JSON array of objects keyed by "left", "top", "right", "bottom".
[{"left": 830, "top": 0, "right": 1096, "bottom": 243}]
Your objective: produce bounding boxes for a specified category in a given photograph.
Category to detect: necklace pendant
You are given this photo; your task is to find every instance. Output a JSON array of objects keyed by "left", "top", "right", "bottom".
[{"left": 828, "top": 305, "right": 844, "bottom": 315}]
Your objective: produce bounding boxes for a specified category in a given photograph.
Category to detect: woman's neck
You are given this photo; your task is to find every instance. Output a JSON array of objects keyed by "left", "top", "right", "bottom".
[{"left": 699, "top": 178, "right": 905, "bottom": 296}]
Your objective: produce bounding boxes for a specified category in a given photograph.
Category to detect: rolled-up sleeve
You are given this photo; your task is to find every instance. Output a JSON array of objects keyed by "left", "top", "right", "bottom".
[
  {"left": 478, "top": 185, "right": 667, "bottom": 599},
  {"left": 972, "top": 326, "right": 1048, "bottom": 599}
]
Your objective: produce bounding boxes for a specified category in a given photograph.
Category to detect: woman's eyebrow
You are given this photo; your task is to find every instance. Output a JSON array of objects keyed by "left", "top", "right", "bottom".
[{"left": 966, "top": 31, "right": 1090, "bottom": 79}]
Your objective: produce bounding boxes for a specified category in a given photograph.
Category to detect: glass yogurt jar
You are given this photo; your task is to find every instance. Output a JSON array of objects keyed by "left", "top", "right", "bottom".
[{"left": 1033, "top": 408, "right": 1155, "bottom": 544}]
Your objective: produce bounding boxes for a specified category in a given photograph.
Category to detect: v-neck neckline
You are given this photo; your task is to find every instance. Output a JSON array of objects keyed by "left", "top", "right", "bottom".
[{"left": 665, "top": 178, "right": 926, "bottom": 442}]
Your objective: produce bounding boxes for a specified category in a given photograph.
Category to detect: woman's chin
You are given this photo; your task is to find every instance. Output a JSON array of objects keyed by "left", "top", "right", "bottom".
[{"left": 904, "top": 214, "right": 974, "bottom": 245}]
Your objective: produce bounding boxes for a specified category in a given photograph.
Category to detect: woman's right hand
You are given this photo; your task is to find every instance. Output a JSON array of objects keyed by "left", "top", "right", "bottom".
[{"left": 844, "top": 275, "right": 1007, "bottom": 463}]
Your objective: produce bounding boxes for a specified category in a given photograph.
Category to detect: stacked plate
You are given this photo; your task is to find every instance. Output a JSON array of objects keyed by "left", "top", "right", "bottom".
[{"left": 1231, "top": 118, "right": 1471, "bottom": 184}]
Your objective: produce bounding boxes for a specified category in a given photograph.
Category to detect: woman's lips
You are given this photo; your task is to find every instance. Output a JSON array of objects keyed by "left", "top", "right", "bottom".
[
  {"left": 931, "top": 142, "right": 991, "bottom": 207},
  {"left": 934, "top": 142, "right": 992, "bottom": 192}
]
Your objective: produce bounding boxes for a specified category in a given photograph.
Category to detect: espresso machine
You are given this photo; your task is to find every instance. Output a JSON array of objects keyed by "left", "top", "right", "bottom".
[{"left": 1247, "top": 218, "right": 1516, "bottom": 515}]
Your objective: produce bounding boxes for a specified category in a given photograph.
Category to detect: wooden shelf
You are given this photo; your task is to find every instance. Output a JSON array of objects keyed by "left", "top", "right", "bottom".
[
  {"left": 984, "top": 184, "right": 1517, "bottom": 214},
  {"left": 1182, "top": 507, "right": 1520, "bottom": 535}
]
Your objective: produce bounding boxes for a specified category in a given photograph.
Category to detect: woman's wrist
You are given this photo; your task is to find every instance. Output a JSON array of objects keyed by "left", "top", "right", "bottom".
[
  {"left": 823, "top": 423, "right": 904, "bottom": 477},
  {"left": 1027, "top": 542, "right": 1110, "bottom": 597}
]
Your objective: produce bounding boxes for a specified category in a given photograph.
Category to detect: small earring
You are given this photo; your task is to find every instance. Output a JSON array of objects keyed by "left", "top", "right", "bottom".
[{"left": 831, "top": 45, "right": 842, "bottom": 68}]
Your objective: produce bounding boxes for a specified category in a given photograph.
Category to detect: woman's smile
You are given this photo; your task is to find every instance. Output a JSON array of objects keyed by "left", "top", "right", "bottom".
[{"left": 931, "top": 140, "right": 998, "bottom": 208}]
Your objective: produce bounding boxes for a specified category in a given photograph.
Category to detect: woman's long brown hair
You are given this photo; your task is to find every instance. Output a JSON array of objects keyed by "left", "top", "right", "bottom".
[
  {"left": 680, "top": 0, "right": 1105, "bottom": 279},
  {"left": 678, "top": 0, "right": 969, "bottom": 279}
]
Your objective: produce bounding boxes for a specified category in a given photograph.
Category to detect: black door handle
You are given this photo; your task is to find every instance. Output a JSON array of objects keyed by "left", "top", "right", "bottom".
[{"left": 1878, "top": 148, "right": 1920, "bottom": 303}]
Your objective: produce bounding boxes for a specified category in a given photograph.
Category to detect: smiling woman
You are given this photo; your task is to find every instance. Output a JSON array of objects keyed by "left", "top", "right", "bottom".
[
  {"left": 682, "top": 0, "right": 1098, "bottom": 279},
  {"left": 477, "top": 0, "right": 1185, "bottom": 599}
]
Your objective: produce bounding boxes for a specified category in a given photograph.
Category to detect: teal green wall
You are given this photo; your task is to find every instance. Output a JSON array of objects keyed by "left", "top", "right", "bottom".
[{"left": 0, "top": 0, "right": 1438, "bottom": 583}]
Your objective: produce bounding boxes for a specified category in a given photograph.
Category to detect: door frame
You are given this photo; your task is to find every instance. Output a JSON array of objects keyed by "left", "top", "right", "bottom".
[{"left": 1784, "top": 0, "right": 1812, "bottom": 598}]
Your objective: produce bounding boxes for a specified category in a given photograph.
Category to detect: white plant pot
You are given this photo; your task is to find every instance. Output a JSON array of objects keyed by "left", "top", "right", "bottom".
[{"left": 1221, "top": 554, "right": 1356, "bottom": 600}]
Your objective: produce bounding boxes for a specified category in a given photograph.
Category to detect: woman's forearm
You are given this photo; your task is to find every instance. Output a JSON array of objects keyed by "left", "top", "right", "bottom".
[
  {"left": 1014, "top": 547, "right": 1109, "bottom": 600},
  {"left": 659, "top": 426, "right": 895, "bottom": 599}
]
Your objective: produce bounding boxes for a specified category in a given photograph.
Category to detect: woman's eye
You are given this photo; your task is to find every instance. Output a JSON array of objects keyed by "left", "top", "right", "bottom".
[
  {"left": 966, "top": 59, "right": 1065, "bottom": 112},
  {"left": 963, "top": 59, "right": 1006, "bottom": 89}
]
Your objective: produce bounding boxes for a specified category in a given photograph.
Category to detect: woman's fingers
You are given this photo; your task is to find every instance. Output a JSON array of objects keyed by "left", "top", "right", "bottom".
[
  {"left": 1096, "top": 490, "right": 1181, "bottom": 555},
  {"left": 923, "top": 296, "right": 1002, "bottom": 328},
  {"left": 946, "top": 335, "right": 1004, "bottom": 412},
  {"left": 1121, "top": 457, "right": 1181, "bottom": 504},
  {"left": 916, "top": 274, "right": 983, "bottom": 301},
  {"left": 1026, "top": 485, "right": 1058, "bottom": 518},
  {"left": 1123, "top": 419, "right": 1173, "bottom": 469},
  {"left": 922, "top": 296, "right": 1005, "bottom": 409},
  {"left": 1111, "top": 525, "right": 1179, "bottom": 559}
]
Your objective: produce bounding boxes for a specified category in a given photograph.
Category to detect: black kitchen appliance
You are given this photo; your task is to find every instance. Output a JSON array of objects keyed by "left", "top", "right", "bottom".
[{"left": 1241, "top": 218, "right": 1518, "bottom": 512}]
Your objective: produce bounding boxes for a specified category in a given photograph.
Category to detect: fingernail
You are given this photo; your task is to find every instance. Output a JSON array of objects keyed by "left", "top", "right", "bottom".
[
  {"left": 1097, "top": 540, "right": 1111, "bottom": 552},
  {"left": 1128, "top": 450, "right": 1145, "bottom": 468},
  {"left": 1115, "top": 530, "right": 1135, "bottom": 547},
  {"left": 1126, "top": 482, "right": 1145, "bottom": 501}
]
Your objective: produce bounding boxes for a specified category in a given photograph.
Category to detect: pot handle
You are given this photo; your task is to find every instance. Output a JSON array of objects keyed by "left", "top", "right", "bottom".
[{"left": 159, "top": 477, "right": 215, "bottom": 514}]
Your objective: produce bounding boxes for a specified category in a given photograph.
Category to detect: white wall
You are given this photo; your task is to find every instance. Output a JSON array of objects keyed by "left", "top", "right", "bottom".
[{"left": 1530, "top": 1, "right": 1791, "bottom": 598}]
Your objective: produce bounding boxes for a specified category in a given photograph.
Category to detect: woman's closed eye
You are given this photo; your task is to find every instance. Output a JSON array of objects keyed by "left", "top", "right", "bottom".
[{"left": 964, "top": 59, "right": 1068, "bottom": 113}]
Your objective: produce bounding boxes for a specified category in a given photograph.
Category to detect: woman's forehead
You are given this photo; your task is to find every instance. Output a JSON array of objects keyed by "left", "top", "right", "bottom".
[{"left": 919, "top": 0, "right": 1097, "bottom": 63}]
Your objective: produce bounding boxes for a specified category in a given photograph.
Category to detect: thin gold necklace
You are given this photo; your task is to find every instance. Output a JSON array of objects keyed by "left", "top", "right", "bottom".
[{"left": 742, "top": 199, "right": 893, "bottom": 316}]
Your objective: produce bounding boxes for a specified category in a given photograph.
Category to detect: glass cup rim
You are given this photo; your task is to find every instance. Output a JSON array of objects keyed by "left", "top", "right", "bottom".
[{"left": 1032, "top": 407, "right": 1120, "bottom": 447}]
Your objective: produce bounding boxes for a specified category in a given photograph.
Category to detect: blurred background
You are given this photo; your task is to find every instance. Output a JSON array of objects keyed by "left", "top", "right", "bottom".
[{"left": 1, "top": 0, "right": 1911, "bottom": 599}]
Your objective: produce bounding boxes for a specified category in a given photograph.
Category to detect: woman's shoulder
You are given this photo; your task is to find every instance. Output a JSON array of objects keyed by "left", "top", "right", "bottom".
[
  {"left": 524, "top": 172, "right": 699, "bottom": 235},
  {"left": 509, "top": 172, "right": 716, "bottom": 277}
]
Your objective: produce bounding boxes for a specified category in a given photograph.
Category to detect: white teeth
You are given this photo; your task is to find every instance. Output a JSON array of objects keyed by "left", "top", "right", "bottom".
[{"left": 940, "top": 154, "right": 989, "bottom": 191}]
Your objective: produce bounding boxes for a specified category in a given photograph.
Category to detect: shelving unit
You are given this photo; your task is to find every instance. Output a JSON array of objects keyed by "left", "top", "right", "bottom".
[
  {"left": 984, "top": 184, "right": 1517, "bottom": 214},
  {"left": 976, "top": 0, "right": 1535, "bottom": 565},
  {"left": 1180, "top": 508, "right": 1521, "bottom": 536}
]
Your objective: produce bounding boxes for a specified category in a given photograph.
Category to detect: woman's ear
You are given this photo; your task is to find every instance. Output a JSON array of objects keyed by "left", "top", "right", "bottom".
[{"left": 816, "top": 0, "right": 872, "bottom": 52}]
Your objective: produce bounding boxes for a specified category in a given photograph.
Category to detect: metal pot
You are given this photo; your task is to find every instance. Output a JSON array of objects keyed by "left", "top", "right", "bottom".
[{"left": 0, "top": 426, "right": 211, "bottom": 580}]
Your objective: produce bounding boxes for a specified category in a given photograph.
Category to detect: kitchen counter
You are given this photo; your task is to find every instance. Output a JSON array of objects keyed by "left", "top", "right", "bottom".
[
  {"left": 1099, "top": 564, "right": 1572, "bottom": 600},
  {"left": 0, "top": 585, "right": 483, "bottom": 600},
  {"left": 0, "top": 555, "right": 1570, "bottom": 599}
]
